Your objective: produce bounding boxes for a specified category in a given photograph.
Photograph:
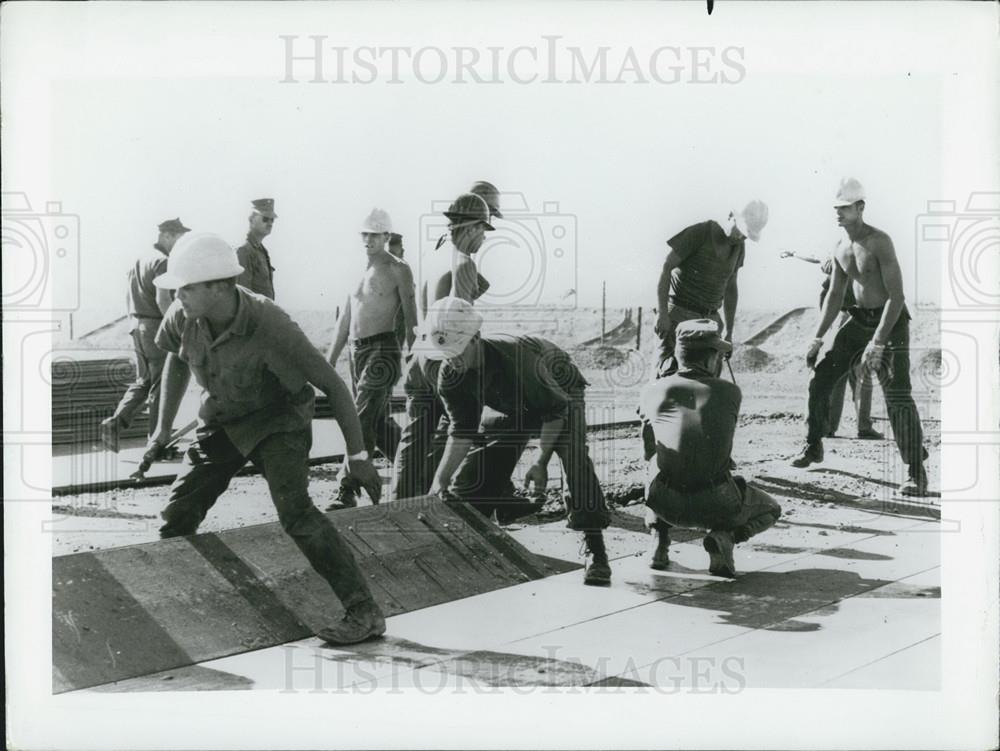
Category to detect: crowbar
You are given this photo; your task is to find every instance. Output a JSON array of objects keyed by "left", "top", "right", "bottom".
[{"left": 129, "top": 419, "right": 197, "bottom": 481}]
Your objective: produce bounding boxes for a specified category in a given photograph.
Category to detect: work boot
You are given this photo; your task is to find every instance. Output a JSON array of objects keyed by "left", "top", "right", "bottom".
[
  {"left": 317, "top": 600, "right": 386, "bottom": 646},
  {"left": 899, "top": 463, "right": 929, "bottom": 497},
  {"left": 583, "top": 531, "right": 612, "bottom": 586},
  {"left": 791, "top": 441, "right": 824, "bottom": 468},
  {"left": 649, "top": 527, "right": 671, "bottom": 571},
  {"left": 327, "top": 483, "right": 358, "bottom": 511},
  {"left": 703, "top": 530, "right": 737, "bottom": 578},
  {"left": 857, "top": 427, "right": 884, "bottom": 440},
  {"left": 99, "top": 416, "right": 121, "bottom": 453}
]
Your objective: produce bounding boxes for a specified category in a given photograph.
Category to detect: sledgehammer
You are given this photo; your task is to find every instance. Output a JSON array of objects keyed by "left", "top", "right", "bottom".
[{"left": 129, "top": 420, "right": 197, "bottom": 481}]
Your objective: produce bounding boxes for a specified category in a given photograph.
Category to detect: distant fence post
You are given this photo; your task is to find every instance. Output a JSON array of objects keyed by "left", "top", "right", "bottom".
[
  {"left": 636, "top": 307, "right": 642, "bottom": 350},
  {"left": 601, "top": 281, "right": 606, "bottom": 345}
]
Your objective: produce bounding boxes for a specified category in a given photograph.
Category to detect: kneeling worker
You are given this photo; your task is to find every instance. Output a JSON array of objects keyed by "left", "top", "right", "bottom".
[
  {"left": 419, "top": 297, "right": 614, "bottom": 586},
  {"left": 146, "top": 232, "right": 387, "bottom": 645},
  {"left": 640, "top": 319, "right": 781, "bottom": 577}
]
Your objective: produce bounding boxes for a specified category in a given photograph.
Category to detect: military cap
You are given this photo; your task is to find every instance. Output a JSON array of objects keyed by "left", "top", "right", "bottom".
[
  {"left": 158, "top": 218, "right": 191, "bottom": 234},
  {"left": 675, "top": 319, "right": 732, "bottom": 353},
  {"left": 251, "top": 198, "right": 277, "bottom": 218}
]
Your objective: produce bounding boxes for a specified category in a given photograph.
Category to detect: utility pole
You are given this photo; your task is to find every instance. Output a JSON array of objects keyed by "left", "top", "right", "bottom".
[{"left": 636, "top": 307, "right": 642, "bottom": 350}]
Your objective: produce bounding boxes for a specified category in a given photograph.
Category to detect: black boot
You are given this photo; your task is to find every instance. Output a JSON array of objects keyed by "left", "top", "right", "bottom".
[{"left": 583, "top": 531, "right": 612, "bottom": 586}]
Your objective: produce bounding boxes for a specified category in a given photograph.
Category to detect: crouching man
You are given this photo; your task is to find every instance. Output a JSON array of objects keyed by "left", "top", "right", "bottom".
[
  {"left": 145, "top": 232, "right": 387, "bottom": 645},
  {"left": 419, "top": 297, "right": 614, "bottom": 586},
  {"left": 640, "top": 319, "right": 781, "bottom": 577}
]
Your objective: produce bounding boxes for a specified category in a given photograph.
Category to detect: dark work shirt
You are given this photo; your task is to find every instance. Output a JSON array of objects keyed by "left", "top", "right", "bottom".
[
  {"left": 667, "top": 220, "right": 745, "bottom": 314},
  {"left": 156, "top": 287, "right": 321, "bottom": 455},
  {"left": 236, "top": 235, "right": 275, "bottom": 300},
  {"left": 639, "top": 370, "right": 742, "bottom": 491},
  {"left": 429, "top": 335, "right": 587, "bottom": 439}
]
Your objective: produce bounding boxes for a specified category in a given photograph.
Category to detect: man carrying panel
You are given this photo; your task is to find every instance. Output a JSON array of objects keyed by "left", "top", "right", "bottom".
[
  {"left": 415, "top": 297, "right": 614, "bottom": 586},
  {"left": 146, "top": 232, "right": 387, "bottom": 645},
  {"left": 640, "top": 319, "right": 782, "bottom": 577}
]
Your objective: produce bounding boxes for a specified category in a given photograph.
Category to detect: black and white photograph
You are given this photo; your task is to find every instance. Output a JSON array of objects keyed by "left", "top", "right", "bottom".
[{"left": 3, "top": 1, "right": 998, "bottom": 748}]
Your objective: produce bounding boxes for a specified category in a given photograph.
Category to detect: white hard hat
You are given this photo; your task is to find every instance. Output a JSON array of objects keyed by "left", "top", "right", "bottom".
[
  {"left": 360, "top": 208, "right": 392, "bottom": 234},
  {"left": 833, "top": 177, "right": 866, "bottom": 207},
  {"left": 418, "top": 296, "right": 483, "bottom": 360},
  {"left": 153, "top": 232, "right": 243, "bottom": 289},
  {"left": 733, "top": 200, "right": 769, "bottom": 243}
]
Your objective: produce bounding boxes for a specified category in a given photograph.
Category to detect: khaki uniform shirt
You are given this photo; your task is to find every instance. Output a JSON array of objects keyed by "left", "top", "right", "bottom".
[
  {"left": 236, "top": 235, "right": 275, "bottom": 300},
  {"left": 126, "top": 244, "right": 173, "bottom": 324},
  {"left": 156, "top": 288, "right": 322, "bottom": 456}
]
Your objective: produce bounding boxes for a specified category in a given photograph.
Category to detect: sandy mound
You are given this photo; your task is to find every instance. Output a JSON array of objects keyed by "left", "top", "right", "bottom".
[{"left": 731, "top": 345, "right": 776, "bottom": 373}]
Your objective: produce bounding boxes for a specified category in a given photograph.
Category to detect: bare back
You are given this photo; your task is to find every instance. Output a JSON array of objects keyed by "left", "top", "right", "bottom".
[
  {"left": 834, "top": 224, "right": 894, "bottom": 308},
  {"left": 349, "top": 254, "right": 413, "bottom": 339}
]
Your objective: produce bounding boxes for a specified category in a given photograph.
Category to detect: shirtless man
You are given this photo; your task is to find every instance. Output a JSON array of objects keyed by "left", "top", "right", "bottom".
[
  {"left": 791, "top": 178, "right": 929, "bottom": 496},
  {"left": 327, "top": 208, "right": 418, "bottom": 507},
  {"left": 393, "top": 193, "right": 495, "bottom": 501},
  {"left": 419, "top": 192, "right": 495, "bottom": 314}
]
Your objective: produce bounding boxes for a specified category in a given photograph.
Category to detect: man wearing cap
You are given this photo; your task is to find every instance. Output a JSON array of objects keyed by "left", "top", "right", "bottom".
[
  {"left": 641, "top": 319, "right": 781, "bottom": 577},
  {"left": 99, "top": 218, "right": 191, "bottom": 452},
  {"left": 792, "top": 178, "right": 929, "bottom": 496},
  {"left": 653, "top": 200, "right": 770, "bottom": 378},
  {"left": 393, "top": 193, "right": 497, "bottom": 502},
  {"left": 236, "top": 198, "right": 278, "bottom": 299},
  {"left": 415, "top": 297, "right": 614, "bottom": 586},
  {"left": 145, "top": 232, "right": 388, "bottom": 645},
  {"left": 326, "top": 209, "right": 418, "bottom": 508}
]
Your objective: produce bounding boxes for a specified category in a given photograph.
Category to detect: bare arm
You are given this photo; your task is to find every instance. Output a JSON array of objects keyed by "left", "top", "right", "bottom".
[
  {"left": 722, "top": 270, "right": 739, "bottom": 343},
  {"left": 429, "top": 436, "right": 474, "bottom": 495},
  {"left": 871, "top": 236, "right": 906, "bottom": 345},
  {"left": 299, "top": 353, "right": 366, "bottom": 456},
  {"left": 150, "top": 353, "right": 190, "bottom": 445},
  {"left": 453, "top": 255, "right": 481, "bottom": 303},
  {"left": 656, "top": 249, "right": 683, "bottom": 322},
  {"left": 393, "top": 263, "right": 419, "bottom": 350},
  {"left": 326, "top": 295, "right": 352, "bottom": 366},
  {"left": 780, "top": 251, "right": 823, "bottom": 264}
]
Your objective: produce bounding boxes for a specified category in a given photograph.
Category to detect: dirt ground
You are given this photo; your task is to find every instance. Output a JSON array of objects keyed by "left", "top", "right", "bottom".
[{"left": 52, "top": 306, "right": 941, "bottom": 557}]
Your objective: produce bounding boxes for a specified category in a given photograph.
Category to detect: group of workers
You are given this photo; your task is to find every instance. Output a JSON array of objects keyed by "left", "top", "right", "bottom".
[{"left": 98, "top": 175, "right": 930, "bottom": 645}]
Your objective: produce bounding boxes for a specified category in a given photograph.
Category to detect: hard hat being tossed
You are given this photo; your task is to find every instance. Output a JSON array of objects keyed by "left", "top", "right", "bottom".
[
  {"left": 154, "top": 233, "right": 244, "bottom": 289},
  {"left": 418, "top": 296, "right": 484, "bottom": 360},
  {"left": 732, "top": 200, "right": 769, "bottom": 243}
]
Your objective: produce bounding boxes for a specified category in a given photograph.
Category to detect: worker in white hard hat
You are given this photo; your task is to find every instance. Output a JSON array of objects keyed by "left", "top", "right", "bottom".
[
  {"left": 792, "top": 178, "right": 930, "bottom": 497},
  {"left": 643, "top": 199, "right": 769, "bottom": 461},
  {"left": 100, "top": 217, "right": 191, "bottom": 453},
  {"left": 653, "top": 199, "right": 769, "bottom": 378},
  {"left": 414, "top": 297, "right": 615, "bottom": 586},
  {"left": 325, "top": 209, "right": 418, "bottom": 509},
  {"left": 146, "top": 232, "right": 388, "bottom": 645},
  {"left": 236, "top": 198, "right": 278, "bottom": 299},
  {"left": 393, "top": 192, "right": 496, "bottom": 503}
]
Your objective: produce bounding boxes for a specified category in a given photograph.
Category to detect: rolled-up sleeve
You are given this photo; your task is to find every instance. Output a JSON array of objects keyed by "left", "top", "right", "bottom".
[
  {"left": 260, "top": 309, "right": 322, "bottom": 394},
  {"left": 155, "top": 300, "right": 186, "bottom": 355}
]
